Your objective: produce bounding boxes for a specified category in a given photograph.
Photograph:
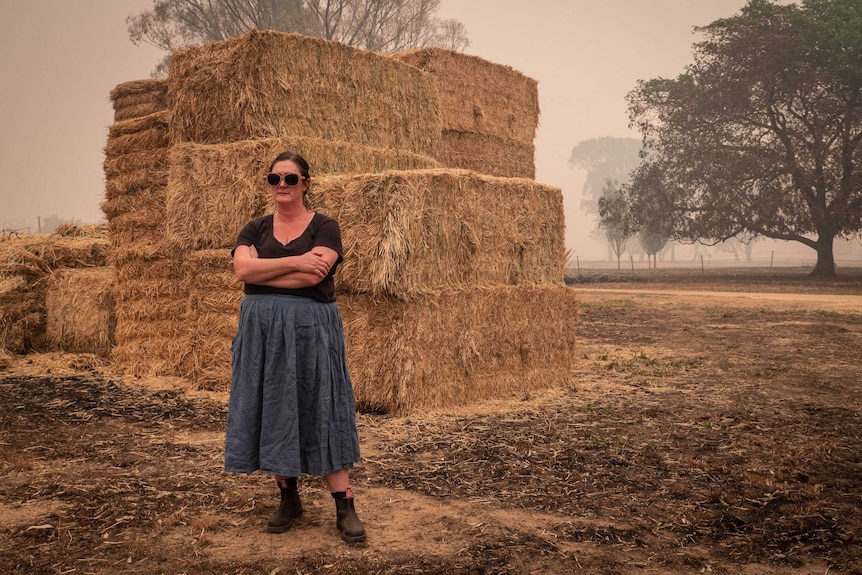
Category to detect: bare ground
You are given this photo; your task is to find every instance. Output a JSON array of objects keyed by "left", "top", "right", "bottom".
[{"left": 1, "top": 267, "right": 861, "bottom": 574}]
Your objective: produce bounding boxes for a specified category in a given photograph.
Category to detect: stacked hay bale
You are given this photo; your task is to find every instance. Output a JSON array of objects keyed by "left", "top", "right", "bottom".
[
  {"left": 392, "top": 48, "right": 538, "bottom": 179},
  {"left": 45, "top": 266, "right": 115, "bottom": 356},
  {"left": 102, "top": 80, "right": 180, "bottom": 376},
  {"left": 104, "top": 30, "right": 577, "bottom": 412},
  {"left": 0, "top": 225, "right": 110, "bottom": 354},
  {"left": 309, "top": 170, "right": 577, "bottom": 414},
  {"left": 109, "top": 79, "right": 167, "bottom": 122}
]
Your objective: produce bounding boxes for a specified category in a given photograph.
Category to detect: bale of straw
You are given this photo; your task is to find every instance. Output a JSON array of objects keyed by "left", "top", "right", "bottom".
[
  {"left": 104, "top": 111, "right": 171, "bottom": 157},
  {"left": 110, "top": 79, "right": 167, "bottom": 110},
  {"left": 435, "top": 130, "right": 535, "bottom": 179},
  {"left": 45, "top": 267, "right": 115, "bottom": 356},
  {"left": 101, "top": 186, "right": 167, "bottom": 221},
  {"left": 111, "top": 325, "right": 192, "bottom": 378},
  {"left": 0, "top": 233, "right": 113, "bottom": 353},
  {"left": 103, "top": 148, "right": 169, "bottom": 180},
  {"left": 109, "top": 78, "right": 168, "bottom": 121},
  {"left": 310, "top": 169, "right": 566, "bottom": 299},
  {"left": 111, "top": 249, "right": 241, "bottom": 387},
  {"left": 104, "top": 169, "right": 169, "bottom": 200},
  {"left": 0, "top": 274, "right": 44, "bottom": 353},
  {"left": 167, "top": 30, "right": 440, "bottom": 155},
  {"left": 132, "top": 283, "right": 578, "bottom": 404},
  {"left": 169, "top": 249, "right": 239, "bottom": 389},
  {"left": 163, "top": 168, "right": 565, "bottom": 296},
  {"left": 114, "top": 102, "right": 168, "bottom": 122},
  {"left": 392, "top": 48, "right": 539, "bottom": 143},
  {"left": 340, "top": 285, "right": 578, "bottom": 415},
  {"left": 163, "top": 138, "right": 438, "bottom": 251},
  {"left": 0, "top": 234, "right": 111, "bottom": 279}
]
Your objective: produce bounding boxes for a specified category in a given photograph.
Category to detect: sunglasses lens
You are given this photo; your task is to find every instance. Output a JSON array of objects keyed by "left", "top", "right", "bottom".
[{"left": 267, "top": 173, "right": 301, "bottom": 186}]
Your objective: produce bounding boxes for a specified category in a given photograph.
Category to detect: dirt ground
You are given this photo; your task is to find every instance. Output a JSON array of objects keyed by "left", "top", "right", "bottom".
[{"left": 1, "top": 267, "right": 860, "bottom": 574}]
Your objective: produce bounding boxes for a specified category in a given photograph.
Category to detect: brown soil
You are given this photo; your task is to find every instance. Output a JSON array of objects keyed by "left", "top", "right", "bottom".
[{"left": 2, "top": 268, "right": 861, "bottom": 574}]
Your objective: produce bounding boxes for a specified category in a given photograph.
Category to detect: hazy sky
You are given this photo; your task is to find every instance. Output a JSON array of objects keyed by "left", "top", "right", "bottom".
[{"left": 0, "top": 0, "right": 757, "bottom": 258}]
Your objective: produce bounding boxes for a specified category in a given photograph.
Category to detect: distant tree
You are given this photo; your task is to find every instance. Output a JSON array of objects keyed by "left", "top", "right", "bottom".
[
  {"left": 597, "top": 179, "right": 634, "bottom": 270},
  {"left": 637, "top": 230, "right": 667, "bottom": 269},
  {"left": 568, "top": 137, "right": 641, "bottom": 219},
  {"left": 129, "top": 0, "right": 469, "bottom": 74},
  {"left": 626, "top": 0, "right": 862, "bottom": 276},
  {"left": 623, "top": 160, "right": 677, "bottom": 268}
]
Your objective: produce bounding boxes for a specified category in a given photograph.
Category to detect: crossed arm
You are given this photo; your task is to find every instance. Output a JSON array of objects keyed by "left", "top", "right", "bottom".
[{"left": 232, "top": 244, "right": 338, "bottom": 288}]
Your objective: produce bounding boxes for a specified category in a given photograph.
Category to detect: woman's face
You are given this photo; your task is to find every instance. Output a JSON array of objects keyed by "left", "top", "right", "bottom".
[{"left": 268, "top": 159, "right": 309, "bottom": 206}]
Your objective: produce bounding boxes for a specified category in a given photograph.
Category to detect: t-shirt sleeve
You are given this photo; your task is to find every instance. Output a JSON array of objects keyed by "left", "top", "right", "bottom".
[
  {"left": 231, "top": 218, "right": 261, "bottom": 258},
  {"left": 314, "top": 216, "right": 344, "bottom": 260}
]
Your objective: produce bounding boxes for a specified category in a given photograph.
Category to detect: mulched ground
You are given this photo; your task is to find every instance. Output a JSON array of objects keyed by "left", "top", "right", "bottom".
[{"left": 1, "top": 271, "right": 861, "bottom": 574}]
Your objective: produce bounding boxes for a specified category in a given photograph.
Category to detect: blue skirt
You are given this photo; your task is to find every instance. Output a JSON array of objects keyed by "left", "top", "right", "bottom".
[{"left": 224, "top": 294, "right": 361, "bottom": 477}]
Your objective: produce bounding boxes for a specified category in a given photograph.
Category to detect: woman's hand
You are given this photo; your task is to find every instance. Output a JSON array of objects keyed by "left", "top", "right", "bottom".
[
  {"left": 233, "top": 244, "right": 337, "bottom": 286},
  {"left": 294, "top": 249, "right": 332, "bottom": 278}
]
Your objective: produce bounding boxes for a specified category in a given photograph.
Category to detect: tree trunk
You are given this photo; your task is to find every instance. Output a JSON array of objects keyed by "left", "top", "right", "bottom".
[{"left": 810, "top": 234, "right": 836, "bottom": 277}]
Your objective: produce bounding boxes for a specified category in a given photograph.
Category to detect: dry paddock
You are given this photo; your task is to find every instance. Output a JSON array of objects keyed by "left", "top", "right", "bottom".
[{"left": 1, "top": 269, "right": 861, "bottom": 574}]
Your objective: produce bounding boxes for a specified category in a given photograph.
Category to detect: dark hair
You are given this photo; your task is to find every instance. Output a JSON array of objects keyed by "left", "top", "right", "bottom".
[{"left": 269, "top": 151, "right": 310, "bottom": 180}]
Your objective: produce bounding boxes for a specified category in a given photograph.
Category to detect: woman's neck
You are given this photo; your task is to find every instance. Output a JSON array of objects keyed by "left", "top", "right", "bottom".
[{"left": 274, "top": 205, "right": 311, "bottom": 222}]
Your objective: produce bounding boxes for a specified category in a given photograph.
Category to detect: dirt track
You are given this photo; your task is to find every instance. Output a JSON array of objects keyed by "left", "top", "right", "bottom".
[
  {"left": 577, "top": 287, "right": 862, "bottom": 313},
  {"left": 1, "top": 273, "right": 860, "bottom": 574}
]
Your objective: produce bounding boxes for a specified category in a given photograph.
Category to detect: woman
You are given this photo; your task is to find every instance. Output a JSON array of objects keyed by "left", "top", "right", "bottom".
[{"left": 224, "top": 151, "right": 365, "bottom": 543}]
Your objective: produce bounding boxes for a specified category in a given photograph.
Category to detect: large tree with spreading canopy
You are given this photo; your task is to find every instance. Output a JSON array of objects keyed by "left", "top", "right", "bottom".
[{"left": 626, "top": 0, "right": 862, "bottom": 276}]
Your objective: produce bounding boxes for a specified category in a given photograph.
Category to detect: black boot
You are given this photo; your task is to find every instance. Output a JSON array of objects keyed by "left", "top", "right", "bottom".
[
  {"left": 334, "top": 488, "right": 366, "bottom": 543},
  {"left": 268, "top": 477, "right": 302, "bottom": 533}
]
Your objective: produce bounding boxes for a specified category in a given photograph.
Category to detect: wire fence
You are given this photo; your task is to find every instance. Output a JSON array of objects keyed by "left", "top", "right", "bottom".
[{"left": 566, "top": 252, "right": 862, "bottom": 282}]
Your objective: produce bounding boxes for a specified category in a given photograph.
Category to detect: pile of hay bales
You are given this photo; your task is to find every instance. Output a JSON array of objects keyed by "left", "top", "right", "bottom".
[
  {"left": 0, "top": 225, "right": 110, "bottom": 354},
  {"left": 100, "top": 30, "right": 576, "bottom": 412},
  {"left": 102, "top": 79, "right": 186, "bottom": 377},
  {"left": 392, "top": 48, "right": 539, "bottom": 179}
]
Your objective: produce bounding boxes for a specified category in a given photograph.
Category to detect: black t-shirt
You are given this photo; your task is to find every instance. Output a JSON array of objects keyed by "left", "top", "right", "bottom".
[{"left": 233, "top": 213, "right": 343, "bottom": 302}]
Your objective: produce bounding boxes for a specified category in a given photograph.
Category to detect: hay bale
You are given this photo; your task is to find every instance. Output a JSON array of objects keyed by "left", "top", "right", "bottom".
[
  {"left": 436, "top": 130, "right": 535, "bottom": 179},
  {"left": 0, "top": 234, "right": 110, "bottom": 279},
  {"left": 110, "top": 249, "right": 240, "bottom": 387},
  {"left": 104, "top": 168, "right": 169, "bottom": 201},
  {"left": 110, "top": 79, "right": 168, "bottom": 116},
  {"left": 311, "top": 169, "right": 566, "bottom": 299},
  {"left": 161, "top": 168, "right": 565, "bottom": 296},
  {"left": 111, "top": 326, "right": 192, "bottom": 378},
  {"left": 340, "top": 285, "right": 577, "bottom": 414},
  {"left": 110, "top": 78, "right": 169, "bottom": 121},
  {"left": 45, "top": 267, "right": 115, "bottom": 356},
  {"left": 163, "top": 138, "right": 438, "bottom": 251},
  {"left": 0, "top": 274, "right": 44, "bottom": 353},
  {"left": 167, "top": 30, "right": 440, "bottom": 155},
  {"left": 132, "top": 284, "right": 578, "bottom": 405},
  {"left": 0, "top": 232, "right": 109, "bottom": 353},
  {"left": 101, "top": 185, "right": 167, "bottom": 221},
  {"left": 104, "top": 111, "right": 171, "bottom": 157},
  {"left": 392, "top": 48, "right": 539, "bottom": 143},
  {"left": 103, "top": 148, "right": 169, "bottom": 180}
]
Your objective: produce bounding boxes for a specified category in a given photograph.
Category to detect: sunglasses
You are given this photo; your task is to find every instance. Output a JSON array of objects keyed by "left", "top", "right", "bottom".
[{"left": 266, "top": 173, "right": 305, "bottom": 186}]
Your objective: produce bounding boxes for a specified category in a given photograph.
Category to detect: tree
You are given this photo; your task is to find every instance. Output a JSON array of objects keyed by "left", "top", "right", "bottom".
[
  {"left": 129, "top": 0, "right": 469, "bottom": 74},
  {"left": 597, "top": 179, "right": 634, "bottom": 269},
  {"left": 622, "top": 160, "right": 678, "bottom": 269},
  {"left": 568, "top": 137, "right": 642, "bottom": 218},
  {"left": 637, "top": 229, "right": 667, "bottom": 268},
  {"left": 626, "top": 0, "right": 862, "bottom": 276}
]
